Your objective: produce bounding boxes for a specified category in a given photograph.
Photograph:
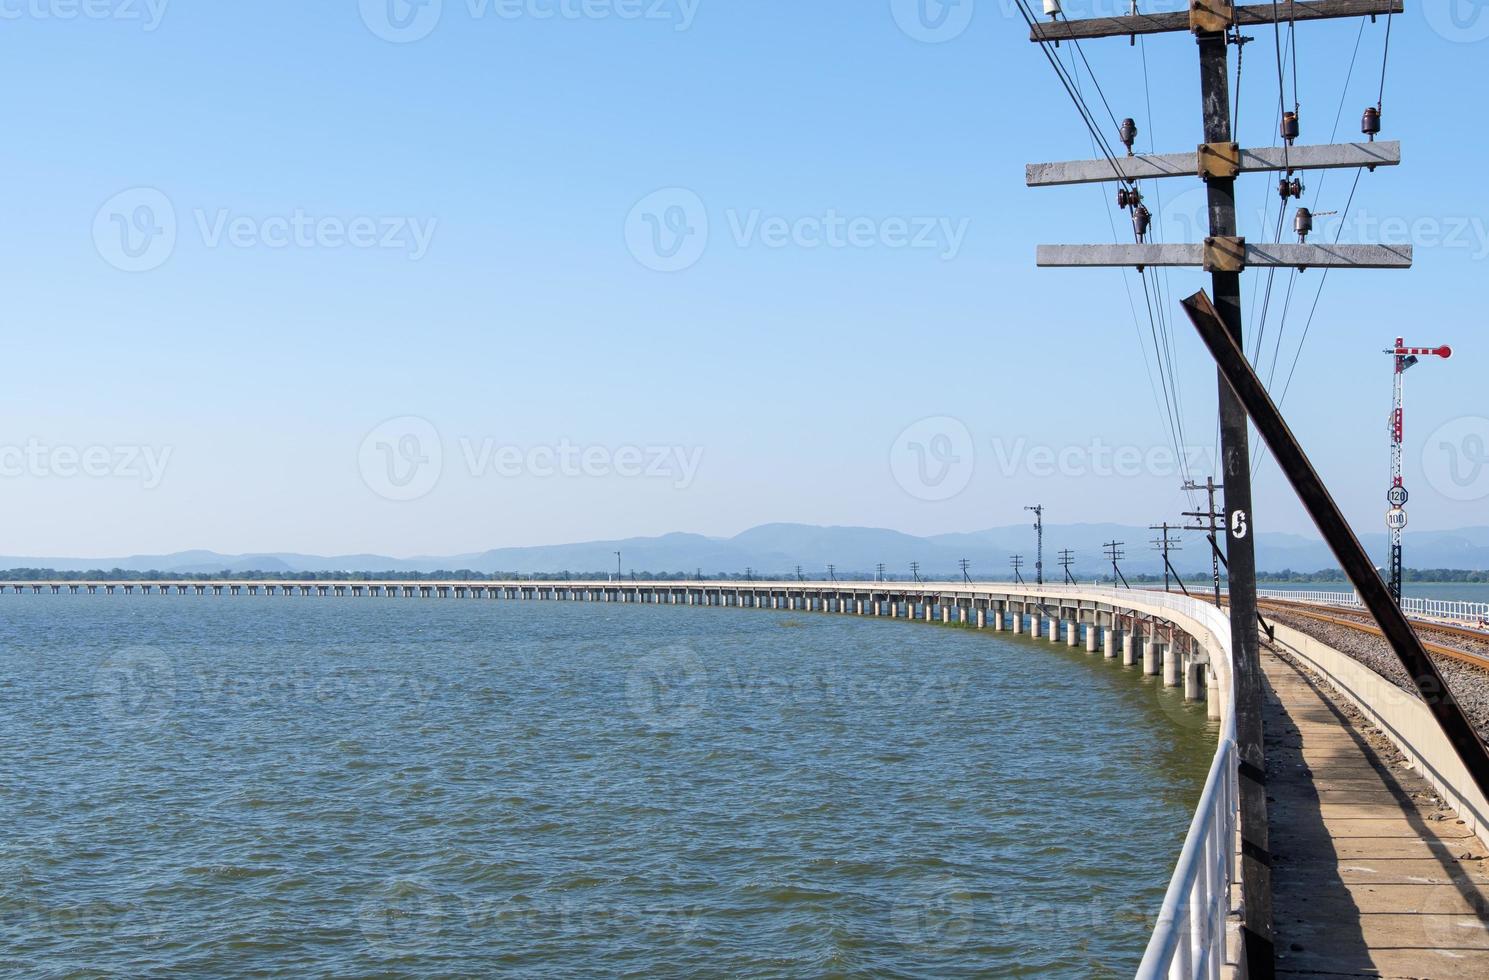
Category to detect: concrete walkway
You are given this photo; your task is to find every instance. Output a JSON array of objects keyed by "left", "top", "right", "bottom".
[{"left": 1264, "top": 650, "right": 1489, "bottom": 978}]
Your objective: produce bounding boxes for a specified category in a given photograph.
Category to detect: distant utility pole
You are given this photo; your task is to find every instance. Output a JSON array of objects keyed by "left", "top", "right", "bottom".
[
  {"left": 1103, "top": 541, "right": 1129, "bottom": 590},
  {"left": 1149, "top": 522, "right": 1185, "bottom": 593},
  {"left": 795, "top": 565, "right": 804, "bottom": 583},
  {"left": 910, "top": 561, "right": 921, "bottom": 584},
  {"left": 876, "top": 563, "right": 886, "bottom": 583},
  {"left": 828, "top": 564, "right": 837, "bottom": 582},
  {"left": 1025, "top": 504, "right": 1045, "bottom": 585},
  {"left": 614, "top": 550, "right": 621, "bottom": 583},
  {"left": 959, "top": 558, "right": 971, "bottom": 584},
  {"left": 745, "top": 567, "right": 754, "bottom": 582},
  {"left": 1384, "top": 338, "right": 1452, "bottom": 603},
  {"left": 1010, "top": 554, "right": 1025, "bottom": 585},
  {"left": 1184, "top": 478, "right": 1226, "bottom": 608},
  {"left": 696, "top": 567, "right": 703, "bottom": 581},
  {"left": 1058, "top": 549, "right": 1076, "bottom": 586}
]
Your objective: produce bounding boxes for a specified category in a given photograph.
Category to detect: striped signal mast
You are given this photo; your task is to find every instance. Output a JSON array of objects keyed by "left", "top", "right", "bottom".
[{"left": 1385, "top": 338, "right": 1453, "bottom": 603}]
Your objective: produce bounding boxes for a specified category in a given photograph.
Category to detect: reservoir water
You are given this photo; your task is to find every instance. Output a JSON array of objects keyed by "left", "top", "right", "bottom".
[{"left": 0, "top": 597, "right": 1214, "bottom": 976}]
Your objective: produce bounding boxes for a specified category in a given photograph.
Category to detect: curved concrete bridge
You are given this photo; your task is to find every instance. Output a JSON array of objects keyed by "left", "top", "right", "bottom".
[{"left": 9, "top": 578, "right": 1489, "bottom": 976}]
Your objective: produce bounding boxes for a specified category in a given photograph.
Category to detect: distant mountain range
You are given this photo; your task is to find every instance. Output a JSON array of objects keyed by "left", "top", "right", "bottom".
[{"left": 5, "top": 523, "right": 1489, "bottom": 578}]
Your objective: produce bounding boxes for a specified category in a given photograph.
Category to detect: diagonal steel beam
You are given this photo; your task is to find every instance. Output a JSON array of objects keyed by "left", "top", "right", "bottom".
[
  {"left": 1026, "top": 142, "right": 1400, "bottom": 187},
  {"left": 1029, "top": 0, "right": 1403, "bottom": 43},
  {"left": 1180, "top": 288, "right": 1489, "bottom": 807}
]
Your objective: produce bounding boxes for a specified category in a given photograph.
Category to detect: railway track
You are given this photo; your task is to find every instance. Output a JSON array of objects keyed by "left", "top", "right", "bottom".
[{"left": 1256, "top": 596, "right": 1489, "bottom": 669}]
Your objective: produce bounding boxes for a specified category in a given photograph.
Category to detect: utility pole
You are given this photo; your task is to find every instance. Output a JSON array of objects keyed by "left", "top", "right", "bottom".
[
  {"left": 959, "top": 558, "right": 972, "bottom": 584},
  {"left": 876, "top": 562, "right": 886, "bottom": 583},
  {"left": 1184, "top": 478, "right": 1226, "bottom": 608},
  {"left": 745, "top": 567, "right": 753, "bottom": 582},
  {"left": 795, "top": 564, "right": 804, "bottom": 583},
  {"left": 1058, "top": 549, "right": 1076, "bottom": 585},
  {"left": 828, "top": 564, "right": 837, "bottom": 583},
  {"left": 910, "top": 561, "right": 921, "bottom": 584},
  {"left": 1384, "top": 339, "right": 1452, "bottom": 603},
  {"left": 1027, "top": 7, "right": 1407, "bottom": 966},
  {"left": 1025, "top": 504, "right": 1045, "bottom": 585},
  {"left": 1103, "top": 541, "right": 1129, "bottom": 589},
  {"left": 614, "top": 550, "right": 621, "bottom": 583},
  {"left": 1010, "top": 555, "right": 1025, "bottom": 585},
  {"left": 1149, "top": 522, "right": 1184, "bottom": 593}
]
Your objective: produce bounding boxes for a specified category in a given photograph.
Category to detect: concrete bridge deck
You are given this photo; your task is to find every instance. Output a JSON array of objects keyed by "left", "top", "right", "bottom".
[{"left": 1264, "top": 650, "right": 1489, "bottom": 978}]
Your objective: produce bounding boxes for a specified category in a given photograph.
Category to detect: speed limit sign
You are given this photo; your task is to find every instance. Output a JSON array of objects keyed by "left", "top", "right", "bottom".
[
  {"left": 1386, "top": 507, "right": 1408, "bottom": 530},
  {"left": 1386, "top": 486, "right": 1408, "bottom": 507}
]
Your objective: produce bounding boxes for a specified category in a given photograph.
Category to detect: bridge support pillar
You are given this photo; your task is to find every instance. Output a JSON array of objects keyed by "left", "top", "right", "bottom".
[
  {"left": 1123, "top": 629, "right": 1140, "bottom": 667},
  {"left": 1164, "top": 641, "right": 1183, "bottom": 687},
  {"left": 1105, "top": 628, "right": 1119, "bottom": 659},
  {"left": 1143, "top": 639, "right": 1163, "bottom": 677},
  {"left": 1086, "top": 624, "right": 1099, "bottom": 653},
  {"left": 991, "top": 609, "right": 1003, "bottom": 631},
  {"left": 1206, "top": 665, "right": 1221, "bottom": 718},
  {"left": 941, "top": 605, "right": 950, "bottom": 624},
  {"left": 1184, "top": 657, "right": 1206, "bottom": 701},
  {"left": 1048, "top": 618, "right": 1060, "bottom": 642},
  {"left": 975, "top": 608, "right": 986, "bottom": 628},
  {"left": 1068, "top": 621, "right": 1081, "bottom": 647}
]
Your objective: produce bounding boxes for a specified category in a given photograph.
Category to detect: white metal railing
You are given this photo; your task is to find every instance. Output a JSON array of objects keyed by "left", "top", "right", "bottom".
[{"left": 1259, "top": 588, "right": 1489, "bottom": 627}]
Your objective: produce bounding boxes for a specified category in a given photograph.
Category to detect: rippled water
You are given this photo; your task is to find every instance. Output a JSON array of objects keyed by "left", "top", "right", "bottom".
[{"left": 0, "top": 597, "right": 1214, "bottom": 976}]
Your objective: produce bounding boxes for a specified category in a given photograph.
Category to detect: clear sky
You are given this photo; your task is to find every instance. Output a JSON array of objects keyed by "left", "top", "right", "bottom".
[{"left": 2, "top": 1, "right": 1485, "bottom": 558}]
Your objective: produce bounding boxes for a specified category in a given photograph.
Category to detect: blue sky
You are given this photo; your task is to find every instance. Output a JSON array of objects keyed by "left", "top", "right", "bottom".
[{"left": 2, "top": 1, "right": 1485, "bottom": 558}]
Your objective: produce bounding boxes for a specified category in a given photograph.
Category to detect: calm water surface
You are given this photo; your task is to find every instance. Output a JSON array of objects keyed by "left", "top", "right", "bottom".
[{"left": 0, "top": 598, "right": 1214, "bottom": 977}]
